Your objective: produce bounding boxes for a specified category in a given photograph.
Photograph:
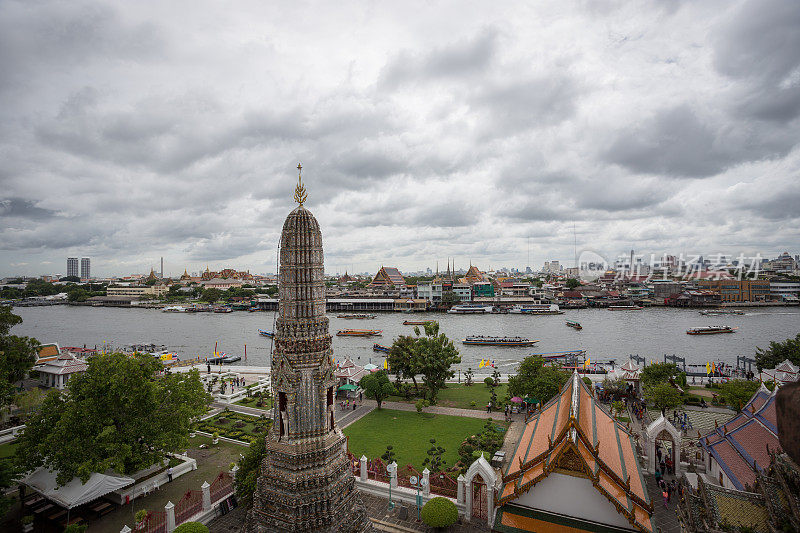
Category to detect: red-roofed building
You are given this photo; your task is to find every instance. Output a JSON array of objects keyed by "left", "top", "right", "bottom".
[
  {"left": 496, "top": 371, "right": 653, "bottom": 532},
  {"left": 368, "top": 266, "right": 406, "bottom": 289},
  {"left": 699, "top": 384, "right": 782, "bottom": 491}
]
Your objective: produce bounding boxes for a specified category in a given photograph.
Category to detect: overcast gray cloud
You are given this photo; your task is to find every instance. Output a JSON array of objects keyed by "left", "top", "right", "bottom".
[{"left": 0, "top": 0, "right": 799, "bottom": 277}]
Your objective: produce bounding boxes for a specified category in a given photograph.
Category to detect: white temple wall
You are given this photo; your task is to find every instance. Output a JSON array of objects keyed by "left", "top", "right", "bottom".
[{"left": 514, "top": 473, "right": 634, "bottom": 530}]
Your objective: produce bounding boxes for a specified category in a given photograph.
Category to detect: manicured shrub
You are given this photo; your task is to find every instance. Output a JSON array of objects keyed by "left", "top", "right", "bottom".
[
  {"left": 484, "top": 377, "right": 494, "bottom": 388},
  {"left": 421, "top": 496, "right": 458, "bottom": 529},
  {"left": 173, "top": 522, "right": 209, "bottom": 533}
]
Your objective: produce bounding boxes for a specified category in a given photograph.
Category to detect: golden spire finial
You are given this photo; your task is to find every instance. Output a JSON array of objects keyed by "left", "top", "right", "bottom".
[{"left": 294, "top": 163, "right": 308, "bottom": 206}]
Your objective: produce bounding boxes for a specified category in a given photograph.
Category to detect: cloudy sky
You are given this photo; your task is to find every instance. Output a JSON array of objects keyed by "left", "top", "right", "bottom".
[{"left": 1, "top": 0, "right": 799, "bottom": 278}]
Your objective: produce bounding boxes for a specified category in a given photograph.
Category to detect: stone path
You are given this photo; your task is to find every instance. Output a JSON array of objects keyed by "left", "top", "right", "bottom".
[
  {"left": 337, "top": 403, "right": 375, "bottom": 428},
  {"left": 645, "top": 473, "right": 682, "bottom": 533},
  {"left": 214, "top": 401, "right": 272, "bottom": 417},
  {"left": 374, "top": 400, "right": 514, "bottom": 420}
]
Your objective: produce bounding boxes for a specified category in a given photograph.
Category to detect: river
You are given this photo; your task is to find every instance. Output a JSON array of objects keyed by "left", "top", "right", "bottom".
[{"left": 9, "top": 305, "right": 800, "bottom": 372}]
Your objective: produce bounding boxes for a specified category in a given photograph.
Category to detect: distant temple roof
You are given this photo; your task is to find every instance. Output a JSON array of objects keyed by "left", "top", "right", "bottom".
[
  {"left": 369, "top": 266, "right": 406, "bottom": 288},
  {"left": 759, "top": 359, "right": 799, "bottom": 386},
  {"left": 498, "top": 371, "right": 653, "bottom": 532},
  {"left": 36, "top": 343, "right": 61, "bottom": 364},
  {"left": 35, "top": 352, "right": 88, "bottom": 376},
  {"left": 699, "top": 384, "right": 781, "bottom": 491}
]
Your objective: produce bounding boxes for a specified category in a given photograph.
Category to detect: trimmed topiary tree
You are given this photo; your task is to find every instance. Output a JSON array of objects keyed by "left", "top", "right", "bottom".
[
  {"left": 173, "top": 522, "right": 210, "bottom": 533},
  {"left": 421, "top": 496, "right": 458, "bottom": 529}
]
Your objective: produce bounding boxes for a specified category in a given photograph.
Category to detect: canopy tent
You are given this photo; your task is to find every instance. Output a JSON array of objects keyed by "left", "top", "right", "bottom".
[
  {"left": 363, "top": 363, "right": 378, "bottom": 371},
  {"left": 21, "top": 467, "right": 134, "bottom": 509},
  {"left": 338, "top": 383, "right": 358, "bottom": 391}
]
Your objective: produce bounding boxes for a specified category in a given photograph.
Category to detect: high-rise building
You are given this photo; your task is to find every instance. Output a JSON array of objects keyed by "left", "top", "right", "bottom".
[
  {"left": 246, "top": 169, "right": 370, "bottom": 532},
  {"left": 67, "top": 257, "right": 79, "bottom": 278},
  {"left": 80, "top": 257, "right": 91, "bottom": 279}
]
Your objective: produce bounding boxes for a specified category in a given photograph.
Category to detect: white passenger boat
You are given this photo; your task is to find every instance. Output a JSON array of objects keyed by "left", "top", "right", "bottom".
[
  {"left": 447, "top": 304, "right": 494, "bottom": 314},
  {"left": 508, "top": 303, "right": 563, "bottom": 315}
]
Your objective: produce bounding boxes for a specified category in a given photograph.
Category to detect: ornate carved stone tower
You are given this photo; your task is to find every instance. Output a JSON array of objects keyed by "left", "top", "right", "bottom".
[{"left": 245, "top": 166, "right": 371, "bottom": 532}]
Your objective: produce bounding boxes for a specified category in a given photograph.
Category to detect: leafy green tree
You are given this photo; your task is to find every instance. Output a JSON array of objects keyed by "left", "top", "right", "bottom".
[
  {"left": 381, "top": 445, "right": 396, "bottom": 463},
  {"left": 359, "top": 370, "right": 394, "bottom": 409},
  {"left": 14, "top": 387, "right": 45, "bottom": 420},
  {"left": 565, "top": 278, "right": 580, "bottom": 289},
  {"left": 0, "top": 306, "right": 40, "bottom": 409},
  {"left": 507, "top": 355, "right": 570, "bottom": 405},
  {"left": 235, "top": 433, "right": 265, "bottom": 506},
  {"left": 17, "top": 352, "right": 210, "bottom": 485},
  {"left": 464, "top": 367, "right": 474, "bottom": 386},
  {"left": 719, "top": 380, "right": 760, "bottom": 411},
  {"left": 388, "top": 335, "right": 422, "bottom": 391},
  {"left": 60, "top": 276, "right": 80, "bottom": 282},
  {"left": 201, "top": 288, "right": 223, "bottom": 303},
  {"left": 422, "top": 438, "right": 446, "bottom": 473},
  {"left": 440, "top": 291, "right": 460, "bottom": 307},
  {"left": 600, "top": 376, "right": 628, "bottom": 400},
  {"left": 640, "top": 363, "right": 678, "bottom": 389},
  {"left": 755, "top": 333, "right": 800, "bottom": 371},
  {"left": 415, "top": 322, "right": 461, "bottom": 403},
  {"left": 67, "top": 287, "right": 89, "bottom": 302},
  {"left": 643, "top": 382, "right": 682, "bottom": 415}
]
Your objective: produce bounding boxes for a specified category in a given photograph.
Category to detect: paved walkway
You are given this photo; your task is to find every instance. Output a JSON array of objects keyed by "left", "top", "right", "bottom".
[
  {"left": 337, "top": 404, "right": 376, "bottom": 428},
  {"left": 214, "top": 401, "right": 272, "bottom": 417},
  {"left": 374, "top": 400, "right": 514, "bottom": 420},
  {"left": 645, "top": 473, "right": 682, "bottom": 533}
]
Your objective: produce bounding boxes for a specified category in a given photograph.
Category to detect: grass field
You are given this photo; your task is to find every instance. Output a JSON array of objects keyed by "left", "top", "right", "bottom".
[
  {"left": 235, "top": 396, "right": 273, "bottom": 409},
  {"left": 389, "top": 383, "right": 510, "bottom": 410},
  {"left": 343, "top": 409, "right": 500, "bottom": 470},
  {"left": 0, "top": 442, "right": 17, "bottom": 459}
]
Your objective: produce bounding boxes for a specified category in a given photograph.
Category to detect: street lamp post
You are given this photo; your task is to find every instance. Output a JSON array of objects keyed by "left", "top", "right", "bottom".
[
  {"left": 410, "top": 476, "right": 427, "bottom": 519},
  {"left": 387, "top": 462, "right": 396, "bottom": 510}
]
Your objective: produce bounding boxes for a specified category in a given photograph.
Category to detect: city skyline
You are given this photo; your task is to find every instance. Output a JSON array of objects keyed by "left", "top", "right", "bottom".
[{"left": 1, "top": 1, "right": 799, "bottom": 278}]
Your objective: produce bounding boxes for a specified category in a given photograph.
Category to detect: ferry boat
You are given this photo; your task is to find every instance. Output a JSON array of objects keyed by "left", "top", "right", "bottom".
[
  {"left": 258, "top": 329, "right": 274, "bottom": 338},
  {"left": 462, "top": 336, "right": 539, "bottom": 347},
  {"left": 447, "top": 304, "right": 494, "bottom": 314},
  {"left": 508, "top": 304, "right": 563, "bottom": 315},
  {"left": 162, "top": 305, "right": 188, "bottom": 313},
  {"left": 336, "top": 329, "right": 382, "bottom": 337},
  {"left": 213, "top": 306, "right": 233, "bottom": 313},
  {"left": 403, "top": 320, "right": 434, "bottom": 325},
  {"left": 373, "top": 343, "right": 390, "bottom": 353},
  {"left": 686, "top": 326, "right": 737, "bottom": 335},
  {"left": 566, "top": 320, "right": 582, "bottom": 330},
  {"left": 337, "top": 314, "right": 377, "bottom": 319},
  {"left": 608, "top": 305, "right": 643, "bottom": 310},
  {"left": 699, "top": 310, "right": 744, "bottom": 316}
]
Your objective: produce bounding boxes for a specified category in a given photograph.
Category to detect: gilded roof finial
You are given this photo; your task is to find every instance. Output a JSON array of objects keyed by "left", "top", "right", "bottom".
[{"left": 294, "top": 163, "right": 308, "bottom": 206}]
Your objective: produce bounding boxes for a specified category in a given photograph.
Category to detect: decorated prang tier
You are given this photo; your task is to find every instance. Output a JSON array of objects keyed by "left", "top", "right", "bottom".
[{"left": 245, "top": 166, "right": 371, "bottom": 532}]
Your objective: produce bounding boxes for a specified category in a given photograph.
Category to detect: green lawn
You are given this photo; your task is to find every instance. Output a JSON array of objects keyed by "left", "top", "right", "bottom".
[
  {"left": 343, "top": 409, "right": 498, "bottom": 471},
  {"left": 0, "top": 442, "right": 18, "bottom": 459},
  {"left": 235, "top": 396, "right": 273, "bottom": 410},
  {"left": 389, "top": 383, "right": 509, "bottom": 410}
]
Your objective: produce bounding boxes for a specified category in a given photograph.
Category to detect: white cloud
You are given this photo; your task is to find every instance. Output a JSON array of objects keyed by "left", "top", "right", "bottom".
[{"left": 0, "top": 0, "right": 798, "bottom": 277}]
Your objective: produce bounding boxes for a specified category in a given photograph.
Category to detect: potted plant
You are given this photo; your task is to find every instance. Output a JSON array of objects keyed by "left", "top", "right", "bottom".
[
  {"left": 135, "top": 510, "right": 148, "bottom": 530},
  {"left": 21, "top": 515, "right": 34, "bottom": 533},
  {"left": 212, "top": 432, "right": 220, "bottom": 445}
]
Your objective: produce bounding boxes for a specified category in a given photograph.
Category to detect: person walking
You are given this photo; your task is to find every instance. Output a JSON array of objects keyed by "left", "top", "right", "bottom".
[
  {"left": 207, "top": 363, "right": 211, "bottom": 374},
  {"left": 167, "top": 467, "right": 173, "bottom": 482}
]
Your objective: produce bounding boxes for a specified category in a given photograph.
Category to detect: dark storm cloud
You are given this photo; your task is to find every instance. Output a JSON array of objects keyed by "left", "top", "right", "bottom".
[
  {"left": 603, "top": 105, "right": 790, "bottom": 178},
  {"left": 0, "top": 198, "right": 58, "bottom": 220},
  {"left": 379, "top": 28, "right": 498, "bottom": 89},
  {"left": 713, "top": 0, "right": 800, "bottom": 123}
]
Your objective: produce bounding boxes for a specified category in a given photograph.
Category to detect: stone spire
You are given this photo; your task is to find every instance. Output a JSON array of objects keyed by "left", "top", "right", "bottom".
[{"left": 245, "top": 170, "right": 371, "bottom": 533}]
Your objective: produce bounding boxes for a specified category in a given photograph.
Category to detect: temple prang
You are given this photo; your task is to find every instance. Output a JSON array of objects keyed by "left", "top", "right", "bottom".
[{"left": 245, "top": 170, "right": 371, "bottom": 532}]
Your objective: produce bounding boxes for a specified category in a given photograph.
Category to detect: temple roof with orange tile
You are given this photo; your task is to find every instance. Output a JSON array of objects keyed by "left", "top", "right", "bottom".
[{"left": 499, "top": 371, "right": 652, "bottom": 532}]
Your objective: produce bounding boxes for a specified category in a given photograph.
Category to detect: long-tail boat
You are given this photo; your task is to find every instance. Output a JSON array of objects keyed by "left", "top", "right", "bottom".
[
  {"left": 566, "top": 320, "right": 582, "bottom": 330},
  {"left": 462, "top": 336, "right": 538, "bottom": 347},
  {"left": 336, "top": 329, "right": 382, "bottom": 337}
]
